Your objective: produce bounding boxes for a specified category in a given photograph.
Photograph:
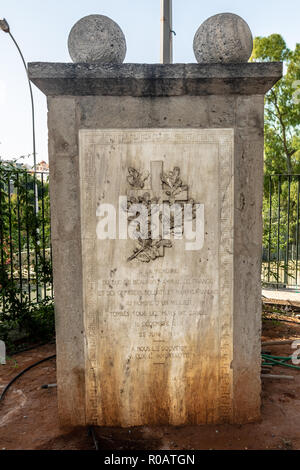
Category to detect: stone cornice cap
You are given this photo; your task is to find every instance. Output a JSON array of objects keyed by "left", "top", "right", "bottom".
[{"left": 28, "top": 62, "right": 282, "bottom": 97}]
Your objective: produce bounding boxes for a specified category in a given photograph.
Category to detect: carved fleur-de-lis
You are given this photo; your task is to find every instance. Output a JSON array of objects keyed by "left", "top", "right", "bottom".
[
  {"left": 161, "top": 167, "right": 188, "bottom": 200},
  {"left": 127, "top": 168, "right": 149, "bottom": 189}
]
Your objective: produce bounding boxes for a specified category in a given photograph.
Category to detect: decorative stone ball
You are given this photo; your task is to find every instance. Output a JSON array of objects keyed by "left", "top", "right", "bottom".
[
  {"left": 68, "top": 14, "right": 127, "bottom": 63},
  {"left": 193, "top": 13, "right": 253, "bottom": 64}
]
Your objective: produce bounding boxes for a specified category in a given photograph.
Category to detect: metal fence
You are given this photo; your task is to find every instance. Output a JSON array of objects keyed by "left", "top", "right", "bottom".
[
  {"left": 0, "top": 167, "right": 53, "bottom": 306},
  {"left": 262, "top": 174, "right": 300, "bottom": 289},
  {"left": 1, "top": 168, "right": 300, "bottom": 306}
]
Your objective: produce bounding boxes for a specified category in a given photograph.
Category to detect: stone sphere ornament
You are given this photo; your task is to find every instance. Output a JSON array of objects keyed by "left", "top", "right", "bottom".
[
  {"left": 68, "top": 14, "right": 127, "bottom": 63},
  {"left": 193, "top": 13, "right": 253, "bottom": 64}
]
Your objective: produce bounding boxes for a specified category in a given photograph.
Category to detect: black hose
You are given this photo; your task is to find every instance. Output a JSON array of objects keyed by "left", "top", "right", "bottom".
[{"left": 0, "top": 354, "right": 56, "bottom": 402}]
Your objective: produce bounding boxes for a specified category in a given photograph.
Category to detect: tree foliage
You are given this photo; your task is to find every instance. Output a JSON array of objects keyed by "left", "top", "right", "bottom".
[{"left": 251, "top": 34, "right": 300, "bottom": 175}]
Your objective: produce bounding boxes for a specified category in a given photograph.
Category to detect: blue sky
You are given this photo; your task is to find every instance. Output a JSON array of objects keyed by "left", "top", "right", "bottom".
[{"left": 0, "top": 0, "right": 299, "bottom": 165}]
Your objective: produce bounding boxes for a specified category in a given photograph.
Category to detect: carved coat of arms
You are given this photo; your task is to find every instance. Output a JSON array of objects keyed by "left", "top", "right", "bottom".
[{"left": 125, "top": 161, "right": 198, "bottom": 263}]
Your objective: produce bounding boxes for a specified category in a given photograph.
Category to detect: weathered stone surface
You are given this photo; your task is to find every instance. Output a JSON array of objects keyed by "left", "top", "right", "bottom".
[
  {"left": 68, "top": 14, "right": 126, "bottom": 64},
  {"left": 34, "top": 60, "right": 282, "bottom": 427},
  {"left": 28, "top": 62, "right": 282, "bottom": 96},
  {"left": 79, "top": 128, "right": 234, "bottom": 426},
  {"left": 47, "top": 97, "right": 86, "bottom": 427},
  {"left": 193, "top": 13, "right": 253, "bottom": 64}
]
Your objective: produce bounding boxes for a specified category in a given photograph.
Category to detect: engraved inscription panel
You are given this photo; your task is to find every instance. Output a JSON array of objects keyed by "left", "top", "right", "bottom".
[{"left": 79, "top": 129, "right": 234, "bottom": 426}]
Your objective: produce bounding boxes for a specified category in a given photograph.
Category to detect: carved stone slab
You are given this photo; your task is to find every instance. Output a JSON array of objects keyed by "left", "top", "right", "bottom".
[{"left": 79, "top": 128, "right": 234, "bottom": 426}]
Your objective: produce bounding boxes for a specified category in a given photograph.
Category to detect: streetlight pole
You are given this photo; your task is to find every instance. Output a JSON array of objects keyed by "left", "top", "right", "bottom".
[
  {"left": 160, "top": 0, "right": 173, "bottom": 64},
  {"left": 0, "top": 18, "right": 38, "bottom": 214}
]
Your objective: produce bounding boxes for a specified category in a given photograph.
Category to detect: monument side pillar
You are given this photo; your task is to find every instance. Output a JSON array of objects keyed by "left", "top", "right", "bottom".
[
  {"left": 47, "top": 96, "right": 86, "bottom": 427},
  {"left": 233, "top": 96, "right": 266, "bottom": 422}
]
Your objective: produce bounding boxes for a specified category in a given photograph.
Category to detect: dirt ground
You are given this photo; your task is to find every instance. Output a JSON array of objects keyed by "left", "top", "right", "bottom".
[{"left": 1, "top": 313, "right": 300, "bottom": 450}]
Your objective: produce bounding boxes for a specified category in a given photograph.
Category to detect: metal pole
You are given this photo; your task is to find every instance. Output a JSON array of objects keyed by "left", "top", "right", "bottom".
[
  {"left": 0, "top": 18, "right": 38, "bottom": 214},
  {"left": 160, "top": 0, "right": 173, "bottom": 64}
]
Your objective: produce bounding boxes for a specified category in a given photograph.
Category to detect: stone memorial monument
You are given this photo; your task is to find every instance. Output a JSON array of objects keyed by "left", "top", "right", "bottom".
[{"left": 28, "top": 13, "right": 282, "bottom": 427}]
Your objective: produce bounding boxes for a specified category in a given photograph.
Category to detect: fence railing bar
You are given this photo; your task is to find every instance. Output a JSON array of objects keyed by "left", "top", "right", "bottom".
[
  {"left": 50, "top": 241, "right": 53, "bottom": 298},
  {"left": 285, "top": 175, "right": 291, "bottom": 284},
  {"left": 268, "top": 175, "right": 272, "bottom": 283},
  {"left": 0, "top": 170, "right": 5, "bottom": 273},
  {"left": 296, "top": 175, "right": 300, "bottom": 286},
  {"left": 276, "top": 175, "right": 281, "bottom": 289},
  {"left": 265, "top": 174, "right": 300, "bottom": 176},
  {"left": 41, "top": 173, "right": 46, "bottom": 299},
  {"left": 25, "top": 172, "right": 31, "bottom": 302},
  {"left": 49, "top": 194, "right": 54, "bottom": 298},
  {"left": 0, "top": 170, "right": 5, "bottom": 311},
  {"left": 7, "top": 175, "right": 14, "bottom": 285},
  {"left": 33, "top": 173, "right": 39, "bottom": 302},
  {"left": 16, "top": 173, "right": 23, "bottom": 303}
]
